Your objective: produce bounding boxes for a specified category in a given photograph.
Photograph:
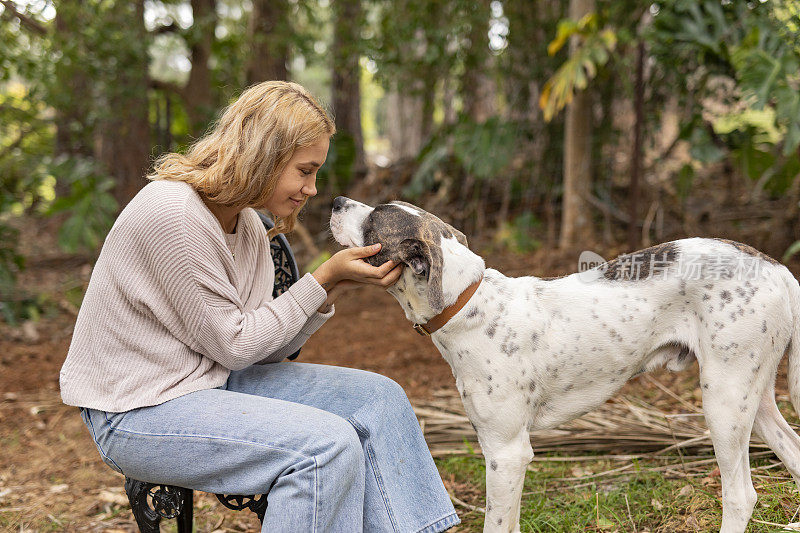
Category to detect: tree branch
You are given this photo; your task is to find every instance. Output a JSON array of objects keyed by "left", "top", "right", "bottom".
[
  {"left": 149, "top": 78, "right": 185, "bottom": 98},
  {"left": 0, "top": 0, "right": 47, "bottom": 36},
  {"left": 151, "top": 22, "right": 179, "bottom": 35}
]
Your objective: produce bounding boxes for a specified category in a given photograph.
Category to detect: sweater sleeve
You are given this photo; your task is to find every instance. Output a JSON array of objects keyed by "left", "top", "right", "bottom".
[
  {"left": 164, "top": 200, "right": 328, "bottom": 371},
  {"left": 194, "top": 273, "right": 327, "bottom": 370},
  {"left": 255, "top": 305, "right": 335, "bottom": 364}
]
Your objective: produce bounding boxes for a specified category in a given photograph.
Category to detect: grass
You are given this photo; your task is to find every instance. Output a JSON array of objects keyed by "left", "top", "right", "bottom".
[{"left": 436, "top": 452, "right": 800, "bottom": 532}]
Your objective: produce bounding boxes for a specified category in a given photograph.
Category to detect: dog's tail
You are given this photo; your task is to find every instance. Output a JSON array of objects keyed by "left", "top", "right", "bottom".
[{"left": 785, "top": 268, "right": 800, "bottom": 413}]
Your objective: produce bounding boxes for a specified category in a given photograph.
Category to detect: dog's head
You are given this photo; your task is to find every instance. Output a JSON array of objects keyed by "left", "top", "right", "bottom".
[{"left": 330, "top": 197, "right": 479, "bottom": 320}]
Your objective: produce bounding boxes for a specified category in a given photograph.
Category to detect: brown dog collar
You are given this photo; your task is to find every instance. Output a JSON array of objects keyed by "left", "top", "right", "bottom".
[{"left": 413, "top": 277, "right": 483, "bottom": 336}]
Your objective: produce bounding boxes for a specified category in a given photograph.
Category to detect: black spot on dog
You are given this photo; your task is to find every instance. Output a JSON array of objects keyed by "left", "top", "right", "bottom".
[
  {"left": 490, "top": 460, "right": 498, "bottom": 471},
  {"left": 713, "top": 238, "right": 779, "bottom": 265},
  {"left": 501, "top": 343, "right": 520, "bottom": 356},
  {"left": 720, "top": 290, "right": 732, "bottom": 304},
  {"left": 762, "top": 321, "right": 767, "bottom": 333},
  {"left": 530, "top": 332, "right": 540, "bottom": 350},
  {"left": 466, "top": 307, "right": 479, "bottom": 319}
]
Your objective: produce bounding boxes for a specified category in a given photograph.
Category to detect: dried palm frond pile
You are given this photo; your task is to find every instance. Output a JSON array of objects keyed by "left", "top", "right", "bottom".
[
  {"left": 414, "top": 388, "right": 718, "bottom": 458},
  {"left": 413, "top": 384, "right": 797, "bottom": 477}
]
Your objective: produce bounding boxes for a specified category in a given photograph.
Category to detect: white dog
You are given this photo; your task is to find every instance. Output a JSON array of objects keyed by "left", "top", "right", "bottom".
[{"left": 330, "top": 196, "right": 800, "bottom": 533}]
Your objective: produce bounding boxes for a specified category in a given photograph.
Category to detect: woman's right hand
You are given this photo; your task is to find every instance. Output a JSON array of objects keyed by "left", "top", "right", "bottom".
[{"left": 312, "top": 243, "right": 401, "bottom": 291}]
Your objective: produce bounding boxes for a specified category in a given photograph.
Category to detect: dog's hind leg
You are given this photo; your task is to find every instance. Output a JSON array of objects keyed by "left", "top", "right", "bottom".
[
  {"left": 701, "top": 364, "right": 764, "bottom": 533},
  {"left": 753, "top": 384, "right": 800, "bottom": 490},
  {"left": 478, "top": 426, "right": 532, "bottom": 533}
]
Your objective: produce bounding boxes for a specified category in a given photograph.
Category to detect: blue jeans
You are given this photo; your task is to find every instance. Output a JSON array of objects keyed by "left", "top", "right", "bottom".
[{"left": 80, "top": 362, "right": 459, "bottom": 533}]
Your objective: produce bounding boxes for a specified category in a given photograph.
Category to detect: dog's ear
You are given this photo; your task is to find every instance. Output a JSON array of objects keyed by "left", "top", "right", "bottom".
[
  {"left": 398, "top": 238, "right": 445, "bottom": 314},
  {"left": 452, "top": 228, "right": 468, "bottom": 247}
]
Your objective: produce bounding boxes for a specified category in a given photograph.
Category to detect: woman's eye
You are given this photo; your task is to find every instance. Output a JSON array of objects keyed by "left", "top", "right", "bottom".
[{"left": 300, "top": 168, "right": 312, "bottom": 175}]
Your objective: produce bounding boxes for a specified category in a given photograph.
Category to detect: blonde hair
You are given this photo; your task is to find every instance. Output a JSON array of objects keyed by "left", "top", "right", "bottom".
[{"left": 149, "top": 81, "right": 335, "bottom": 236}]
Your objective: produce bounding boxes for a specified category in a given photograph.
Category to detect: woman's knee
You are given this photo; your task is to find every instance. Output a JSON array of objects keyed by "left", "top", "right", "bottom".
[
  {"left": 361, "top": 372, "right": 410, "bottom": 406},
  {"left": 317, "top": 417, "right": 365, "bottom": 479}
]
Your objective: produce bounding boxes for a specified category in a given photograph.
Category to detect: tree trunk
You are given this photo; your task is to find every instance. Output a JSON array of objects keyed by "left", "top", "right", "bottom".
[
  {"left": 503, "top": 0, "right": 541, "bottom": 121},
  {"left": 331, "top": 0, "right": 365, "bottom": 190},
  {"left": 559, "top": 0, "right": 595, "bottom": 249},
  {"left": 52, "top": 3, "right": 92, "bottom": 160},
  {"left": 247, "top": 0, "right": 289, "bottom": 83},
  {"left": 386, "top": 85, "right": 424, "bottom": 160},
  {"left": 628, "top": 39, "right": 645, "bottom": 250},
  {"left": 460, "top": 0, "right": 494, "bottom": 123},
  {"left": 183, "top": 0, "right": 217, "bottom": 133},
  {"left": 97, "top": 0, "right": 151, "bottom": 206}
]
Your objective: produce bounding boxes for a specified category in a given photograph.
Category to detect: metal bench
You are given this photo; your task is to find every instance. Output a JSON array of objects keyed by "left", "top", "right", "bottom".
[{"left": 123, "top": 213, "right": 300, "bottom": 532}]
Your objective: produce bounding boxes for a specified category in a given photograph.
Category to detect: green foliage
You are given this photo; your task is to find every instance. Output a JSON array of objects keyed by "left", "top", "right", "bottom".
[
  {"left": 731, "top": 26, "right": 800, "bottom": 156},
  {"left": 540, "top": 14, "right": 617, "bottom": 122},
  {"left": 0, "top": 291, "right": 48, "bottom": 327},
  {"left": 406, "top": 116, "right": 519, "bottom": 198},
  {"left": 783, "top": 240, "right": 800, "bottom": 263},
  {"left": 44, "top": 157, "right": 118, "bottom": 254},
  {"left": 494, "top": 213, "right": 542, "bottom": 254},
  {"left": 328, "top": 133, "right": 358, "bottom": 193},
  {"left": 648, "top": 0, "right": 800, "bottom": 196},
  {"left": 304, "top": 251, "right": 332, "bottom": 276},
  {"left": 676, "top": 163, "right": 695, "bottom": 200},
  {"left": 406, "top": 144, "right": 450, "bottom": 198},
  {"left": 0, "top": 224, "right": 24, "bottom": 300},
  {"left": 685, "top": 125, "right": 725, "bottom": 165}
]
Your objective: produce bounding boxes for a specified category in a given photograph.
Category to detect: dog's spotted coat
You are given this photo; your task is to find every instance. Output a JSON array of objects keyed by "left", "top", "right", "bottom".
[{"left": 330, "top": 197, "right": 800, "bottom": 533}]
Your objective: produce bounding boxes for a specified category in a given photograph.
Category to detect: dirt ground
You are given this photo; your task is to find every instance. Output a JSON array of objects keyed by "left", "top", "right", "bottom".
[{"left": 2, "top": 219, "right": 800, "bottom": 532}]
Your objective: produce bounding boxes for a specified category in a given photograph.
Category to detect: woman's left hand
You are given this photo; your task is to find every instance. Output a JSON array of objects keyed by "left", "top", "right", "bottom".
[{"left": 317, "top": 263, "right": 403, "bottom": 313}]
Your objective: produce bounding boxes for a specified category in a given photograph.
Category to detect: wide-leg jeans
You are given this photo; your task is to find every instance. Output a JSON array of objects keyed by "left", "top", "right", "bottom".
[{"left": 80, "top": 362, "right": 460, "bottom": 533}]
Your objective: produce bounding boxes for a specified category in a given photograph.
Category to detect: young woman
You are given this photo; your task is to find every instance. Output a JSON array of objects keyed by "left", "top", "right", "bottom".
[{"left": 60, "top": 81, "right": 459, "bottom": 533}]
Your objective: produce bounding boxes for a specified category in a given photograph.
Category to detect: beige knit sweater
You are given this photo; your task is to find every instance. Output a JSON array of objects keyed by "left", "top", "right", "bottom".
[{"left": 60, "top": 180, "right": 332, "bottom": 412}]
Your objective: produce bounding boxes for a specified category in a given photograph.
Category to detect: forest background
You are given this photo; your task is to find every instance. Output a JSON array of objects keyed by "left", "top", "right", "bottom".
[
  {"left": 2, "top": 0, "right": 800, "bottom": 531},
  {"left": 2, "top": 0, "right": 800, "bottom": 301}
]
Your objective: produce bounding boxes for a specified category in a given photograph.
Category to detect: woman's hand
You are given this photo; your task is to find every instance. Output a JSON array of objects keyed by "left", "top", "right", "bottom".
[{"left": 312, "top": 244, "right": 403, "bottom": 312}]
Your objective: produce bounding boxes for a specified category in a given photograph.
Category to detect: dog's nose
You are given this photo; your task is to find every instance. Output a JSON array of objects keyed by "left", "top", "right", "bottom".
[{"left": 332, "top": 196, "right": 347, "bottom": 212}]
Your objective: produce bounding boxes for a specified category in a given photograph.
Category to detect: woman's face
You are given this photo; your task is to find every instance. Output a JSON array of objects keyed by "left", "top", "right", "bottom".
[{"left": 264, "top": 136, "right": 330, "bottom": 217}]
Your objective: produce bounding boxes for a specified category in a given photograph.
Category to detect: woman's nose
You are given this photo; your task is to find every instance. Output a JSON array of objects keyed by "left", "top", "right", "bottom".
[{"left": 302, "top": 181, "right": 317, "bottom": 197}]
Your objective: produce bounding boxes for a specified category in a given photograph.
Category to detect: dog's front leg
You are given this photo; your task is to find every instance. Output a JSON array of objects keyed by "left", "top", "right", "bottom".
[{"left": 479, "top": 426, "right": 533, "bottom": 533}]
